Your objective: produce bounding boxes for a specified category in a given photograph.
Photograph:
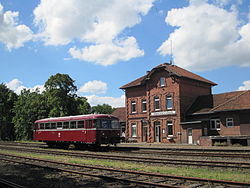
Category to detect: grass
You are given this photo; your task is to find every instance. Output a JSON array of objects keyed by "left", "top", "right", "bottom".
[{"left": 0, "top": 149, "right": 249, "bottom": 183}]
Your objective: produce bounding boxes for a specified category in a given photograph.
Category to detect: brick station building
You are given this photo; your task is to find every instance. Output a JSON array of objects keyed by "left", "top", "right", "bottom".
[{"left": 120, "top": 63, "right": 250, "bottom": 145}]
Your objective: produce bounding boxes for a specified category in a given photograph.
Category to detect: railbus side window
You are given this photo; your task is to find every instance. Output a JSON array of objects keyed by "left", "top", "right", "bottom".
[
  {"left": 51, "top": 123, "right": 56, "bottom": 129},
  {"left": 45, "top": 123, "right": 50, "bottom": 129},
  {"left": 39, "top": 123, "right": 45, "bottom": 129},
  {"left": 57, "top": 122, "right": 62, "bottom": 129},
  {"left": 77, "top": 121, "right": 84, "bottom": 128},
  {"left": 63, "top": 122, "right": 69, "bottom": 129},
  {"left": 70, "top": 121, "right": 76, "bottom": 129}
]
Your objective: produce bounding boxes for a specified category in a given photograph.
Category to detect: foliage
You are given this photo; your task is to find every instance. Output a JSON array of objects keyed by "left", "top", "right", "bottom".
[
  {"left": 91, "top": 104, "right": 114, "bottom": 114},
  {"left": 44, "top": 73, "right": 78, "bottom": 117},
  {"left": 75, "top": 96, "right": 91, "bottom": 114},
  {"left": 0, "top": 84, "right": 17, "bottom": 140},
  {"left": 13, "top": 89, "right": 49, "bottom": 140}
]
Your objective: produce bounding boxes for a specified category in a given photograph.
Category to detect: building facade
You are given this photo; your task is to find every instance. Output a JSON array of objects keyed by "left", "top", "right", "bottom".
[
  {"left": 183, "top": 90, "right": 250, "bottom": 146},
  {"left": 120, "top": 63, "right": 250, "bottom": 145},
  {"left": 120, "top": 63, "right": 216, "bottom": 144}
]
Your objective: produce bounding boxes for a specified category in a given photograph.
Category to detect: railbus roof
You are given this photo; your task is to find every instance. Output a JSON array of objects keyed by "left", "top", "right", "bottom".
[{"left": 35, "top": 114, "right": 117, "bottom": 123}]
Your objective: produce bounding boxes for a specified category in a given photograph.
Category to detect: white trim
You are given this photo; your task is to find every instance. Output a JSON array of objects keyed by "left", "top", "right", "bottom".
[
  {"left": 151, "top": 111, "right": 176, "bottom": 116},
  {"left": 131, "top": 122, "right": 137, "bottom": 137},
  {"left": 131, "top": 101, "right": 136, "bottom": 113},
  {"left": 154, "top": 96, "right": 160, "bottom": 111},
  {"left": 226, "top": 117, "right": 234, "bottom": 127},
  {"left": 142, "top": 99, "right": 147, "bottom": 112},
  {"left": 210, "top": 119, "right": 221, "bottom": 130}
]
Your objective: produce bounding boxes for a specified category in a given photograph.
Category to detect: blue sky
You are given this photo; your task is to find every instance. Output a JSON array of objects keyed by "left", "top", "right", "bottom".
[{"left": 1, "top": 0, "right": 250, "bottom": 107}]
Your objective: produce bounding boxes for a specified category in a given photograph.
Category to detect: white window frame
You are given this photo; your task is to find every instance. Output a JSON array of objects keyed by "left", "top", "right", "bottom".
[
  {"left": 210, "top": 119, "right": 220, "bottom": 130},
  {"left": 226, "top": 118, "right": 234, "bottom": 127},
  {"left": 131, "top": 101, "right": 136, "bottom": 113},
  {"left": 166, "top": 95, "right": 173, "bottom": 110},
  {"left": 167, "top": 121, "right": 173, "bottom": 136},
  {"left": 154, "top": 96, "right": 160, "bottom": 111},
  {"left": 160, "top": 77, "right": 165, "bottom": 87},
  {"left": 142, "top": 99, "right": 147, "bottom": 112},
  {"left": 131, "top": 123, "right": 137, "bottom": 137}
]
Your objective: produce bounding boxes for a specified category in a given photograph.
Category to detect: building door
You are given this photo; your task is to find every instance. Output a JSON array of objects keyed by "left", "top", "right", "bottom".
[
  {"left": 154, "top": 121, "right": 161, "bottom": 142},
  {"left": 187, "top": 128, "right": 193, "bottom": 144},
  {"left": 142, "top": 126, "right": 148, "bottom": 142}
]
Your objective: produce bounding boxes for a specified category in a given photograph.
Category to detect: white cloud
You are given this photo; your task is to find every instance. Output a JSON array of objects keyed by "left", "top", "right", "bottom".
[
  {"left": 85, "top": 95, "right": 125, "bottom": 108},
  {"left": 69, "top": 37, "right": 144, "bottom": 66},
  {"left": 34, "top": 0, "right": 154, "bottom": 65},
  {"left": 5, "top": 78, "right": 22, "bottom": 91},
  {"left": 78, "top": 80, "right": 107, "bottom": 94},
  {"left": 5, "top": 79, "right": 45, "bottom": 95},
  {"left": 238, "top": 80, "right": 250, "bottom": 91},
  {"left": 158, "top": 1, "right": 250, "bottom": 71},
  {"left": 0, "top": 4, "right": 33, "bottom": 50}
]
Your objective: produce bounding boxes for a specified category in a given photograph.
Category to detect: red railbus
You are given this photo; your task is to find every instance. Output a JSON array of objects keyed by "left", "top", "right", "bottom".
[{"left": 33, "top": 114, "right": 120, "bottom": 147}]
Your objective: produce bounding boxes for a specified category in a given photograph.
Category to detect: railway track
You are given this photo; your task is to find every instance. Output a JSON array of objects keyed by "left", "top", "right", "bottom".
[
  {"left": 114, "top": 149, "right": 250, "bottom": 159},
  {"left": 2, "top": 142, "right": 250, "bottom": 159},
  {"left": 1, "top": 153, "right": 249, "bottom": 188},
  {"left": 1, "top": 145, "right": 250, "bottom": 169},
  {"left": 0, "top": 178, "right": 26, "bottom": 188}
]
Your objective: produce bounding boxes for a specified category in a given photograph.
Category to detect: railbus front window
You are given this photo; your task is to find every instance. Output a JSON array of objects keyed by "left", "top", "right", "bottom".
[
  {"left": 111, "top": 119, "right": 120, "bottom": 129},
  {"left": 94, "top": 119, "right": 101, "bottom": 128},
  {"left": 101, "top": 120, "right": 110, "bottom": 129},
  {"left": 77, "top": 121, "right": 84, "bottom": 128}
]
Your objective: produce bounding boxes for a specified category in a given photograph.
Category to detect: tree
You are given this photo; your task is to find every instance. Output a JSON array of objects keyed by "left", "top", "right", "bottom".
[
  {"left": 75, "top": 96, "right": 91, "bottom": 114},
  {"left": 91, "top": 104, "right": 115, "bottom": 114},
  {"left": 13, "top": 89, "right": 48, "bottom": 140},
  {"left": 0, "top": 84, "right": 17, "bottom": 140},
  {"left": 44, "top": 73, "right": 78, "bottom": 117}
]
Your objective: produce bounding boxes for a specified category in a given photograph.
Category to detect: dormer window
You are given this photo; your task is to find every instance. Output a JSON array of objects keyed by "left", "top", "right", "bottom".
[{"left": 160, "top": 77, "right": 165, "bottom": 87}]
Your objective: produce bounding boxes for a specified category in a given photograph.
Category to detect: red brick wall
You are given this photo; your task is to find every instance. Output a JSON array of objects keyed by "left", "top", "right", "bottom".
[
  {"left": 219, "top": 112, "right": 241, "bottom": 136},
  {"left": 240, "top": 124, "right": 250, "bottom": 135},
  {"left": 179, "top": 79, "right": 211, "bottom": 121},
  {"left": 200, "top": 137, "right": 213, "bottom": 146}
]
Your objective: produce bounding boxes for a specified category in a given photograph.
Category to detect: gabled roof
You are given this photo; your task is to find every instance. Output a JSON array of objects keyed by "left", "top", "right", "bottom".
[
  {"left": 120, "top": 63, "right": 216, "bottom": 89},
  {"left": 188, "top": 90, "right": 250, "bottom": 115},
  {"left": 112, "top": 107, "right": 126, "bottom": 122}
]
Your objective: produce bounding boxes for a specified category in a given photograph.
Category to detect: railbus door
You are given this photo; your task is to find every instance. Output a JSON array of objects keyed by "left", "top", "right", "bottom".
[{"left": 86, "top": 120, "right": 94, "bottom": 143}]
